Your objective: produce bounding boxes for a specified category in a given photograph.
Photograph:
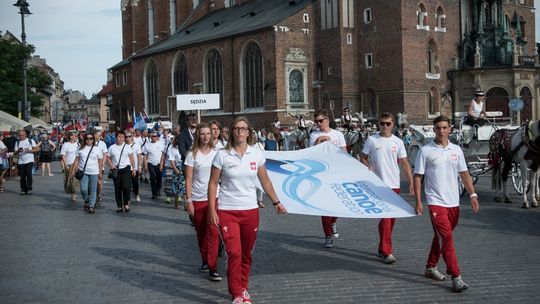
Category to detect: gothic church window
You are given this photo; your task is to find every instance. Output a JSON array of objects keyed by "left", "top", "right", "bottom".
[
  {"left": 435, "top": 6, "right": 446, "bottom": 32},
  {"left": 320, "top": 0, "right": 338, "bottom": 30},
  {"left": 145, "top": 60, "right": 160, "bottom": 115},
  {"left": 205, "top": 49, "right": 223, "bottom": 109},
  {"left": 428, "top": 87, "right": 439, "bottom": 115},
  {"left": 426, "top": 40, "right": 439, "bottom": 79},
  {"left": 289, "top": 70, "right": 304, "bottom": 103},
  {"left": 342, "top": 0, "right": 355, "bottom": 28},
  {"left": 416, "top": 3, "right": 429, "bottom": 31},
  {"left": 243, "top": 42, "right": 263, "bottom": 109},
  {"left": 364, "top": 8, "right": 372, "bottom": 24},
  {"left": 173, "top": 53, "right": 188, "bottom": 94}
]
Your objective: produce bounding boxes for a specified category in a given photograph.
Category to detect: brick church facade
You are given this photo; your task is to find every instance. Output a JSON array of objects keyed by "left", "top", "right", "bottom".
[{"left": 109, "top": 0, "right": 539, "bottom": 129}]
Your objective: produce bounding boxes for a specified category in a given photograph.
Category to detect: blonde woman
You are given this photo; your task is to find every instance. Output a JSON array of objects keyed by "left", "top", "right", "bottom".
[{"left": 208, "top": 116, "right": 287, "bottom": 304}]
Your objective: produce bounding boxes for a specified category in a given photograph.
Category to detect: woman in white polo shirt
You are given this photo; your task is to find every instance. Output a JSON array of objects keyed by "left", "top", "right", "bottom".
[
  {"left": 61, "top": 131, "right": 80, "bottom": 201},
  {"left": 70, "top": 133, "right": 103, "bottom": 213},
  {"left": 107, "top": 131, "right": 136, "bottom": 213},
  {"left": 184, "top": 123, "right": 220, "bottom": 281},
  {"left": 208, "top": 117, "right": 287, "bottom": 304}
]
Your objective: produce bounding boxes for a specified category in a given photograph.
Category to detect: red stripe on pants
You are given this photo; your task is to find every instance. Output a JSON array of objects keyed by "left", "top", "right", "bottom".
[
  {"left": 378, "top": 188, "right": 400, "bottom": 256},
  {"left": 426, "top": 205, "right": 461, "bottom": 277},
  {"left": 193, "top": 200, "right": 220, "bottom": 272},
  {"left": 321, "top": 216, "right": 338, "bottom": 237},
  {"left": 218, "top": 208, "right": 259, "bottom": 299}
]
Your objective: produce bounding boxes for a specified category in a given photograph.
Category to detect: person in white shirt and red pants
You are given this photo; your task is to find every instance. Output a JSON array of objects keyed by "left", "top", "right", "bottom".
[
  {"left": 414, "top": 115, "right": 480, "bottom": 292},
  {"left": 208, "top": 117, "right": 287, "bottom": 304},
  {"left": 360, "top": 112, "right": 414, "bottom": 264}
]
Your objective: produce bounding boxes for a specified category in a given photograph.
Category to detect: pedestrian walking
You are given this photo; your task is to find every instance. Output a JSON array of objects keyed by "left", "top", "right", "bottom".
[
  {"left": 70, "top": 133, "right": 103, "bottom": 213},
  {"left": 0, "top": 133, "right": 8, "bottom": 193},
  {"left": 94, "top": 129, "right": 109, "bottom": 205},
  {"left": 360, "top": 112, "right": 414, "bottom": 264},
  {"left": 184, "top": 123, "right": 221, "bottom": 281},
  {"left": 60, "top": 131, "right": 80, "bottom": 201},
  {"left": 37, "top": 133, "right": 56, "bottom": 176},
  {"left": 137, "top": 129, "right": 150, "bottom": 183},
  {"left": 413, "top": 115, "right": 480, "bottom": 292},
  {"left": 164, "top": 135, "right": 185, "bottom": 207},
  {"left": 210, "top": 120, "right": 227, "bottom": 149},
  {"left": 125, "top": 131, "right": 143, "bottom": 203},
  {"left": 15, "top": 130, "right": 38, "bottom": 195},
  {"left": 207, "top": 116, "right": 287, "bottom": 304},
  {"left": 107, "top": 131, "right": 136, "bottom": 213},
  {"left": 143, "top": 131, "right": 164, "bottom": 199},
  {"left": 309, "top": 109, "right": 347, "bottom": 248}
]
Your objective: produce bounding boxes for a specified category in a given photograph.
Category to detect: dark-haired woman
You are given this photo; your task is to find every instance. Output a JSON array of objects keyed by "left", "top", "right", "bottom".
[
  {"left": 107, "top": 131, "right": 136, "bottom": 213},
  {"left": 70, "top": 133, "right": 103, "bottom": 213}
]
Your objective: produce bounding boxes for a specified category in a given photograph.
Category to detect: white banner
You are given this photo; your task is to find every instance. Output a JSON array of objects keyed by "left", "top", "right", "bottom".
[
  {"left": 176, "top": 94, "right": 220, "bottom": 111},
  {"left": 264, "top": 142, "right": 416, "bottom": 218}
]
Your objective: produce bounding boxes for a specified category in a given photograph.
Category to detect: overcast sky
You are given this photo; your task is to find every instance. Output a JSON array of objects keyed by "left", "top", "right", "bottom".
[{"left": 0, "top": 1, "right": 539, "bottom": 98}]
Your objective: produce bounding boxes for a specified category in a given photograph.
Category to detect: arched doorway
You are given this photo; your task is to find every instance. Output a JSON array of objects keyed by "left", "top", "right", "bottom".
[
  {"left": 519, "top": 87, "right": 533, "bottom": 121},
  {"left": 485, "top": 87, "right": 510, "bottom": 117}
]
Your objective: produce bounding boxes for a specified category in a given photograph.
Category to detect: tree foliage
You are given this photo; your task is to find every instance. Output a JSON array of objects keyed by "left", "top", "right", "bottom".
[{"left": 0, "top": 39, "right": 52, "bottom": 118}]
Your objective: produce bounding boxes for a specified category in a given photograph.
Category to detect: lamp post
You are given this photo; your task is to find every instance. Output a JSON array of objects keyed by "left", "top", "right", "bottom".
[{"left": 14, "top": 0, "right": 32, "bottom": 122}]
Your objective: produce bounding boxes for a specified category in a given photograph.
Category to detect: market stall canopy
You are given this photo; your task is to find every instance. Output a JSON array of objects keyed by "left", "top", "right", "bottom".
[
  {"left": 0, "top": 110, "right": 31, "bottom": 132},
  {"left": 29, "top": 116, "right": 52, "bottom": 130}
]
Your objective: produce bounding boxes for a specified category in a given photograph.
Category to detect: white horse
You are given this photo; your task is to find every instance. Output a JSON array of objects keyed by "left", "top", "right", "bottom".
[{"left": 489, "top": 120, "right": 540, "bottom": 208}]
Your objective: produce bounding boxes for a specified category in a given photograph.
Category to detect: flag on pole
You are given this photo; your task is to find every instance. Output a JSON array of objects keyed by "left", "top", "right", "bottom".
[
  {"left": 132, "top": 107, "right": 137, "bottom": 125},
  {"left": 142, "top": 109, "right": 150, "bottom": 123},
  {"left": 126, "top": 109, "right": 133, "bottom": 128},
  {"left": 133, "top": 113, "right": 146, "bottom": 131}
]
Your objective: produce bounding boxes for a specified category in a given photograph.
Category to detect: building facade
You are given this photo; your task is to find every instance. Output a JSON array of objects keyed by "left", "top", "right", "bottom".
[{"left": 109, "top": 0, "right": 539, "bottom": 128}]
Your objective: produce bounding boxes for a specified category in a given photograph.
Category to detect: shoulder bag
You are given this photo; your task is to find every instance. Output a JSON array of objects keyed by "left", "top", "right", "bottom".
[
  {"left": 75, "top": 145, "right": 94, "bottom": 180},
  {"left": 108, "top": 144, "right": 126, "bottom": 179}
]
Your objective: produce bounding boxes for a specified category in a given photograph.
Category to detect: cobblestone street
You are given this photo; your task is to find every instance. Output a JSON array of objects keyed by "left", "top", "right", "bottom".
[{"left": 1, "top": 163, "right": 539, "bottom": 303}]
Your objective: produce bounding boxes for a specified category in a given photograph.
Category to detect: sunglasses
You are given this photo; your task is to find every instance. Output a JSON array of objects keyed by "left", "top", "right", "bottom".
[
  {"left": 379, "top": 121, "right": 393, "bottom": 127},
  {"left": 315, "top": 118, "right": 326, "bottom": 124},
  {"left": 151, "top": 135, "right": 158, "bottom": 137},
  {"left": 126, "top": 135, "right": 132, "bottom": 138},
  {"left": 85, "top": 137, "right": 94, "bottom": 140}
]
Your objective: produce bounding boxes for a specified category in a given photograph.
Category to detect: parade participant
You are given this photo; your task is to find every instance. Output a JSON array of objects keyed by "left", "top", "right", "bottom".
[
  {"left": 414, "top": 115, "right": 480, "bottom": 292},
  {"left": 137, "top": 129, "right": 150, "bottom": 183},
  {"left": 37, "top": 133, "right": 56, "bottom": 176},
  {"left": 341, "top": 107, "right": 353, "bottom": 131},
  {"left": 143, "top": 131, "right": 164, "bottom": 199},
  {"left": 107, "top": 131, "right": 136, "bottom": 213},
  {"left": 221, "top": 126, "right": 230, "bottom": 143},
  {"left": 184, "top": 123, "right": 221, "bottom": 280},
  {"left": 15, "top": 130, "right": 38, "bottom": 195},
  {"left": 0, "top": 133, "right": 7, "bottom": 193},
  {"left": 179, "top": 113, "right": 198, "bottom": 162},
  {"left": 60, "top": 131, "right": 80, "bottom": 201},
  {"left": 125, "top": 131, "right": 143, "bottom": 202},
  {"left": 208, "top": 116, "right": 287, "bottom": 304},
  {"left": 163, "top": 135, "right": 184, "bottom": 206},
  {"left": 70, "top": 133, "right": 103, "bottom": 213},
  {"left": 309, "top": 109, "right": 347, "bottom": 248},
  {"left": 360, "top": 113, "right": 414, "bottom": 264},
  {"left": 210, "top": 120, "right": 227, "bottom": 149},
  {"left": 93, "top": 129, "right": 108, "bottom": 205}
]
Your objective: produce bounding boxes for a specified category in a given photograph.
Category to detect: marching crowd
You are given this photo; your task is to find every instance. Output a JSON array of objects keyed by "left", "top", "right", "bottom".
[{"left": 0, "top": 109, "right": 480, "bottom": 303}]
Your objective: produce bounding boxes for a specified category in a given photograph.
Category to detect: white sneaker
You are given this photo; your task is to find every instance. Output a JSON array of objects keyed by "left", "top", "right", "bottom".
[
  {"left": 324, "top": 236, "right": 334, "bottom": 248},
  {"left": 424, "top": 267, "right": 446, "bottom": 281},
  {"left": 232, "top": 297, "right": 243, "bottom": 304},
  {"left": 382, "top": 254, "right": 397, "bottom": 264},
  {"left": 452, "top": 275, "right": 469, "bottom": 292},
  {"left": 136, "top": 195, "right": 141, "bottom": 202}
]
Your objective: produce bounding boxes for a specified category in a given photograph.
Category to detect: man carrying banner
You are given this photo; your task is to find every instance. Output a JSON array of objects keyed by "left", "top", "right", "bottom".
[
  {"left": 309, "top": 109, "right": 347, "bottom": 248},
  {"left": 413, "top": 115, "right": 480, "bottom": 292},
  {"left": 360, "top": 112, "right": 413, "bottom": 264}
]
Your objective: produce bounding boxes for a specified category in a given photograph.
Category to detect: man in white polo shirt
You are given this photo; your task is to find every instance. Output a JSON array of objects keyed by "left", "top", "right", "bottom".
[
  {"left": 360, "top": 112, "right": 414, "bottom": 264},
  {"left": 143, "top": 131, "right": 164, "bottom": 199},
  {"left": 413, "top": 115, "right": 480, "bottom": 293},
  {"left": 309, "top": 109, "right": 347, "bottom": 249}
]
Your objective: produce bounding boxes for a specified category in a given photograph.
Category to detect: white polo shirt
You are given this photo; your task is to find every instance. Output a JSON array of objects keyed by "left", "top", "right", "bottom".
[
  {"left": 108, "top": 144, "right": 133, "bottom": 170},
  {"left": 167, "top": 146, "right": 182, "bottom": 169},
  {"left": 15, "top": 138, "right": 37, "bottom": 164},
  {"left": 309, "top": 129, "right": 346, "bottom": 148},
  {"left": 212, "top": 145, "right": 265, "bottom": 210},
  {"left": 129, "top": 142, "right": 142, "bottom": 169},
  {"left": 185, "top": 148, "right": 219, "bottom": 201},
  {"left": 362, "top": 133, "right": 407, "bottom": 189},
  {"left": 414, "top": 140, "right": 468, "bottom": 207},
  {"left": 60, "top": 141, "right": 80, "bottom": 165},
  {"left": 77, "top": 146, "right": 103, "bottom": 175},
  {"left": 142, "top": 141, "right": 164, "bottom": 166}
]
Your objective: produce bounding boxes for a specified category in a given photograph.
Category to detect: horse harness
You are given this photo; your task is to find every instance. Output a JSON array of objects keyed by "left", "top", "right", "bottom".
[{"left": 489, "top": 121, "right": 540, "bottom": 165}]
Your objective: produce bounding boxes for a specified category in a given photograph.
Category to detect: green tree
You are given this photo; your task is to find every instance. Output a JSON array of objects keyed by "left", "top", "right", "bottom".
[{"left": 0, "top": 38, "right": 52, "bottom": 118}]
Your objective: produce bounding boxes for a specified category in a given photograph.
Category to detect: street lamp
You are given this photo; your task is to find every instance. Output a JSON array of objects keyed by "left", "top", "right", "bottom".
[{"left": 14, "top": 0, "right": 32, "bottom": 122}]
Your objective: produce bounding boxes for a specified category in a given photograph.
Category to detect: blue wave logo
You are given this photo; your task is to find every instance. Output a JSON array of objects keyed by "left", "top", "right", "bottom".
[{"left": 266, "top": 158, "right": 333, "bottom": 213}]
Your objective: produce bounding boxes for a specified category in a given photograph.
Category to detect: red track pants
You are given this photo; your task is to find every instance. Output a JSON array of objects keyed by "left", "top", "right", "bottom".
[
  {"left": 218, "top": 208, "right": 259, "bottom": 299},
  {"left": 321, "top": 216, "right": 338, "bottom": 237},
  {"left": 378, "top": 188, "right": 399, "bottom": 256},
  {"left": 193, "top": 201, "right": 220, "bottom": 272},
  {"left": 426, "top": 205, "right": 461, "bottom": 277}
]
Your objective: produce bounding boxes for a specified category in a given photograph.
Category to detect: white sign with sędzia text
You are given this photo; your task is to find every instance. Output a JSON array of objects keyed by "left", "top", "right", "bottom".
[{"left": 176, "top": 94, "right": 220, "bottom": 111}]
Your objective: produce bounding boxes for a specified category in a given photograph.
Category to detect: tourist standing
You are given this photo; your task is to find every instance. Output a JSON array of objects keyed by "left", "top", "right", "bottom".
[{"left": 37, "top": 133, "right": 56, "bottom": 176}]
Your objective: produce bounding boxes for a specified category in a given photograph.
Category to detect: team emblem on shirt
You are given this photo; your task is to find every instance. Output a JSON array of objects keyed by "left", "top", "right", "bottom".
[
  {"left": 392, "top": 145, "right": 397, "bottom": 153},
  {"left": 250, "top": 162, "right": 257, "bottom": 171},
  {"left": 451, "top": 154, "right": 458, "bottom": 161}
]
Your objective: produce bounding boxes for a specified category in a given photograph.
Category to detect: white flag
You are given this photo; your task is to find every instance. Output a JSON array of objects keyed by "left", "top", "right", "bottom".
[{"left": 263, "top": 142, "right": 416, "bottom": 218}]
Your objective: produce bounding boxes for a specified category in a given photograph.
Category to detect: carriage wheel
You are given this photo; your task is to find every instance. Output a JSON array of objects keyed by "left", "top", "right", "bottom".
[
  {"left": 459, "top": 174, "right": 478, "bottom": 197},
  {"left": 511, "top": 163, "right": 526, "bottom": 195},
  {"left": 408, "top": 145, "right": 420, "bottom": 169}
]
